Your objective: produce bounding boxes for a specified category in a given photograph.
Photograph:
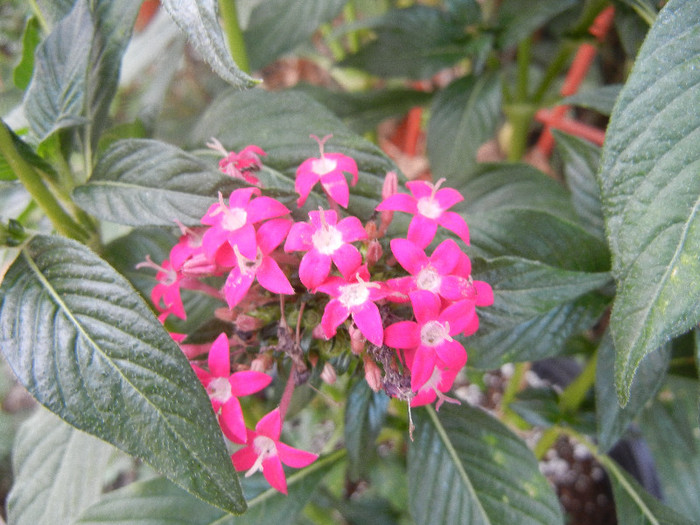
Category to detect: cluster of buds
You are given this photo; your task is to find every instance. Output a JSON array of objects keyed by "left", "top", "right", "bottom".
[{"left": 139, "top": 135, "right": 492, "bottom": 493}]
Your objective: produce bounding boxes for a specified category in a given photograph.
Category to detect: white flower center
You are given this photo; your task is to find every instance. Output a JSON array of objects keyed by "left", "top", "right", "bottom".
[
  {"left": 416, "top": 197, "right": 442, "bottom": 219},
  {"left": 222, "top": 207, "right": 248, "bottom": 231},
  {"left": 312, "top": 157, "right": 337, "bottom": 176},
  {"left": 416, "top": 266, "right": 441, "bottom": 292},
  {"left": 207, "top": 377, "right": 231, "bottom": 403},
  {"left": 312, "top": 224, "right": 343, "bottom": 255},
  {"left": 234, "top": 246, "right": 263, "bottom": 276},
  {"left": 420, "top": 320, "right": 451, "bottom": 347},
  {"left": 245, "top": 435, "right": 278, "bottom": 478},
  {"left": 339, "top": 282, "right": 370, "bottom": 308}
]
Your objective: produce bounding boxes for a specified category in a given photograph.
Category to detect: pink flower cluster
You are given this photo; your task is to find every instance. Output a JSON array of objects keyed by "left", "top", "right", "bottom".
[{"left": 139, "top": 136, "right": 492, "bottom": 493}]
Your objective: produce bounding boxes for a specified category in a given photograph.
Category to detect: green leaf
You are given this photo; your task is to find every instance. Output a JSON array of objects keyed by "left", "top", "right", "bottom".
[
  {"left": 73, "top": 139, "right": 247, "bottom": 226},
  {"left": 0, "top": 235, "right": 246, "bottom": 515},
  {"left": 553, "top": 130, "right": 606, "bottom": 240},
  {"left": 23, "top": 0, "right": 142, "bottom": 146},
  {"left": 497, "top": 0, "right": 578, "bottom": 49},
  {"left": 190, "top": 89, "right": 395, "bottom": 219},
  {"left": 340, "top": 5, "right": 477, "bottom": 79},
  {"left": 600, "top": 454, "right": 694, "bottom": 524},
  {"left": 34, "top": 0, "right": 76, "bottom": 28},
  {"left": 344, "top": 380, "right": 389, "bottom": 481},
  {"left": 595, "top": 333, "right": 670, "bottom": 452},
  {"left": 639, "top": 375, "right": 700, "bottom": 522},
  {"left": 562, "top": 84, "right": 623, "bottom": 116},
  {"left": 75, "top": 450, "right": 345, "bottom": 524},
  {"left": 0, "top": 122, "right": 58, "bottom": 182},
  {"left": 297, "top": 85, "right": 433, "bottom": 135},
  {"left": 408, "top": 404, "right": 564, "bottom": 525},
  {"left": 471, "top": 256, "right": 611, "bottom": 328},
  {"left": 161, "top": 0, "right": 258, "bottom": 88},
  {"left": 7, "top": 408, "right": 113, "bottom": 525},
  {"left": 243, "top": 0, "right": 346, "bottom": 71},
  {"left": 455, "top": 162, "right": 580, "bottom": 223},
  {"left": 467, "top": 292, "right": 609, "bottom": 369},
  {"left": 13, "top": 16, "right": 41, "bottom": 90},
  {"left": 427, "top": 73, "right": 502, "bottom": 182},
  {"left": 598, "top": 0, "right": 700, "bottom": 405}
]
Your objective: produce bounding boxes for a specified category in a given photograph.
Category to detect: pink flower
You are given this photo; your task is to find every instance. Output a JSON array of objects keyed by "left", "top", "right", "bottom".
[
  {"left": 136, "top": 257, "right": 191, "bottom": 321},
  {"left": 410, "top": 365, "right": 461, "bottom": 410},
  {"left": 295, "top": 134, "right": 358, "bottom": 209},
  {"left": 201, "top": 188, "right": 289, "bottom": 263},
  {"left": 317, "top": 266, "right": 387, "bottom": 346},
  {"left": 231, "top": 408, "right": 318, "bottom": 494},
  {"left": 191, "top": 333, "right": 272, "bottom": 443},
  {"left": 169, "top": 222, "right": 206, "bottom": 270},
  {"left": 375, "top": 178, "right": 469, "bottom": 248},
  {"left": 384, "top": 290, "right": 473, "bottom": 390},
  {"left": 387, "top": 238, "right": 469, "bottom": 301},
  {"left": 284, "top": 209, "right": 366, "bottom": 290},
  {"left": 207, "top": 138, "right": 265, "bottom": 185},
  {"left": 223, "top": 218, "right": 295, "bottom": 308}
]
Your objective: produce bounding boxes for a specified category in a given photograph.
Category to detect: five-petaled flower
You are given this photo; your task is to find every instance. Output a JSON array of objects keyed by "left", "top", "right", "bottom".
[
  {"left": 231, "top": 408, "right": 318, "bottom": 494},
  {"left": 284, "top": 208, "right": 367, "bottom": 290},
  {"left": 207, "top": 138, "right": 265, "bottom": 185},
  {"left": 376, "top": 178, "right": 469, "bottom": 248},
  {"left": 191, "top": 333, "right": 272, "bottom": 443},
  {"left": 295, "top": 134, "right": 358, "bottom": 209}
]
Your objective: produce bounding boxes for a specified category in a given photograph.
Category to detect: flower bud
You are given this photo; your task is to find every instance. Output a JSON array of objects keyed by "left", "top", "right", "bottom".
[
  {"left": 320, "top": 362, "right": 337, "bottom": 385},
  {"left": 379, "top": 171, "right": 398, "bottom": 235},
  {"left": 363, "top": 356, "right": 383, "bottom": 392},
  {"left": 235, "top": 313, "right": 263, "bottom": 332},
  {"left": 348, "top": 324, "right": 365, "bottom": 355},
  {"left": 365, "top": 240, "right": 383, "bottom": 268},
  {"left": 250, "top": 353, "right": 273, "bottom": 373}
]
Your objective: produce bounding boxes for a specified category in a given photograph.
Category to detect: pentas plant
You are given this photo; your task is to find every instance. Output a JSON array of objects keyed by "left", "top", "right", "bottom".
[{"left": 139, "top": 135, "right": 493, "bottom": 493}]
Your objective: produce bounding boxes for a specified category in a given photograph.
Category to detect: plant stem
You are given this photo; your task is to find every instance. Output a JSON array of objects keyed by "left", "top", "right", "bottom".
[
  {"left": 0, "top": 123, "right": 87, "bottom": 242},
  {"left": 27, "top": 0, "right": 50, "bottom": 33},
  {"left": 504, "top": 102, "right": 536, "bottom": 161},
  {"left": 534, "top": 426, "right": 561, "bottom": 460},
  {"left": 516, "top": 37, "right": 531, "bottom": 103},
  {"left": 532, "top": 41, "right": 575, "bottom": 104},
  {"left": 219, "top": 0, "right": 251, "bottom": 74},
  {"left": 559, "top": 351, "right": 598, "bottom": 413}
]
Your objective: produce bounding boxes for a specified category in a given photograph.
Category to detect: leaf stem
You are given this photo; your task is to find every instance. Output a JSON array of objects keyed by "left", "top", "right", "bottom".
[
  {"left": 0, "top": 123, "right": 87, "bottom": 242},
  {"left": 516, "top": 37, "right": 531, "bottom": 103},
  {"left": 559, "top": 350, "right": 598, "bottom": 413},
  {"left": 532, "top": 41, "right": 575, "bottom": 104},
  {"left": 218, "top": 0, "right": 251, "bottom": 74},
  {"left": 27, "top": 0, "right": 50, "bottom": 33}
]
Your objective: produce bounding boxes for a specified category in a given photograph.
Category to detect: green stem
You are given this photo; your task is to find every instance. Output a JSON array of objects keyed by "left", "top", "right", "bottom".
[
  {"left": 516, "top": 37, "right": 532, "bottom": 103},
  {"left": 532, "top": 41, "right": 575, "bottom": 104},
  {"left": 343, "top": 1, "right": 360, "bottom": 54},
  {"left": 27, "top": 0, "right": 50, "bottom": 33},
  {"left": 534, "top": 426, "right": 562, "bottom": 460},
  {"left": 559, "top": 351, "right": 598, "bottom": 413},
  {"left": 219, "top": 0, "right": 251, "bottom": 74},
  {"left": 503, "top": 103, "right": 536, "bottom": 161},
  {"left": 0, "top": 123, "right": 87, "bottom": 242}
]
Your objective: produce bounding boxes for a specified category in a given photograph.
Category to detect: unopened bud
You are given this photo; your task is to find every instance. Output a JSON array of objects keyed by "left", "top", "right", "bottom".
[
  {"left": 363, "top": 356, "right": 383, "bottom": 392},
  {"left": 379, "top": 171, "right": 398, "bottom": 235},
  {"left": 348, "top": 324, "right": 365, "bottom": 355},
  {"left": 250, "top": 353, "right": 273, "bottom": 372},
  {"left": 182, "top": 253, "right": 219, "bottom": 277},
  {"left": 312, "top": 323, "right": 327, "bottom": 340},
  {"left": 320, "top": 362, "right": 337, "bottom": 385},
  {"left": 365, "top": 240, "right": 383, "bottom": 268},
  {"left": 235, "top": 313, "right": 263, "bottom": 331}
]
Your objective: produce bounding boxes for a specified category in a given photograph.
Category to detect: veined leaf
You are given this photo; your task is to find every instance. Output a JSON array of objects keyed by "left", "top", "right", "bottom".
[
  {"left": 553, "top": 130, "right": 606, "bottom": 240},
  {"left": 0, "top": 121, "right": 58, "bottom": 182},
  {"left": 13, "top": 16, "right": 41, "bottom": 90},
  {"left": 34, "top": 0, "right": 76, "bottom": 28},
  {"left": 243, "top": 0, "right": 346, "bottom": 71},
  {"left": 0, "top": 235, "right": 246, "bottom": 514},
  {"left": 563, "top": 84, "right": 623, "bottom": 116},
  {"left": 7, "top": 408, "right": 113, "bottom": 525},
  {"left": 161, "top": 0, "right": 257, "bottom": 88},
  {"left": 408, "top": 404, "right": 564, "bottom": 525},
  {"left": 73, "top": 139, "right": 248, "bottom": 226},
  {"left": 190, "top": 89, "right": 396, "bottom": 220},
  {"left": 497, "top": 0, "right": 578, "bottom": 49},
  {"left": 344, "top": 380, "right": 390, "bottom": 481},
  {"left": 595, "top": 333, "right": 670, "bottom": 452},
  {"left": 597, "top": 0, "right": 700, "bottom": 405},
  {"left": 427, "top": 73, "right": 502, "bottom": 182},
  {"left": 75, "top": 450, "right": 345, "bottom": 524}
]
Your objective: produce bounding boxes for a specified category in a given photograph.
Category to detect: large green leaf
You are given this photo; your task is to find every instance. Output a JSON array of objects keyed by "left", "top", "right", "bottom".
[
  {"left": 7, "top": 408, "right": 113, "bottom": 525},
  {"left": 190, "top": 89, "right": 395, "bottom": 219},
  {"left": 496, "top": 0, "right": 578, "bottom": 49},
  {"left": 599, "top": 453, "right": 694, "bottom": 524},
  {"left": 0, "top": 121, "right": 58, "bottom": 182},
  {"left": 639, "top": 375, "right": 700, "bottom": 522},
  {"left": 344, "top": 380, "right": 389, "bottom": 481},
  {"left": 427, "top": 73, "right": 502, "bottom": 182},
  {"left": 598, "top": 0, "right": 700, "bottom": 405},
  {"left": 23, "top": 0, "right": 142, "bottom": 145},
  {"left": 0, "top": 235, "right": 246, "bottom": 514},
  {"left": 73, "top": 139, "right": 248, "bottom": 226},
  {"left": 553, "top": 130, "right": 606, "bottom": 240},
  {"left": 161, "top": 0, "right": 257, "bottom": 88},
  {"left": 467, "top": 292, "right": 608, "bottom": 369},
  {"left": 13, "top": 16, "right": 41, "bottom": 90},
  {"left": 75, "top": 450, "right": 345, "bottom": 524},
  {"left": 408, "top": 404, "right": 564, "bottom": 525},
  {"left": 562, "top": 84, "right": 623, "bottom": 116},
  {"left": 35, "top": 0, "right": 76, "bottom": 28},
  {"left": 243, "top": 0, "right": 346, "bottom": 71},
  {"left": 595, "top": 333, "right": 670, "bottom": 452},
  {"left": 339, "top": 5, "right": 479, "bottom": 79}
]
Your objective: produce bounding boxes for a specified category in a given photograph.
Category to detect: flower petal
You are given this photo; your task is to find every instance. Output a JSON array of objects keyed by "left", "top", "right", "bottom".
[
  {"left": 375, "top": 193, "right": 417, "bottom": 214},
  {"left": 299, "top": 250, "right": 332, "bottom": 290},
  {"left": 473, "top": 280, "right": 494, "bottom": 307},
  {"left": 208, "top": 332, "right": 231, "bottom": 377},
  {"left": 351, "top": 301, "right": 384, "bottom": 346},
  {"left": 277, "top": 442, "right": 318, "bottom": 468},
  {"left": 257, "top": 218, "right": 292, "bottom": 255},
  {"left": 429, "top": 239, "right": 461, "bottom": 274},
  {"left": 220, "top": 397, "right": 247, "bottom": 443},
  {"left": 223, "top": 268, "right": 254, "bottom": 308},
  {"left": 295, "top": 161, "right": 320, "bottom": 207},
  {"left": 262, "top": 456, "right": 288, "bottom": 494},
  {"left": 409, "top": 290, "right": 441, "bottom": 324},
  {"left": 257, "top": 257, "right": 295, "bottom": 295},
  {"left": 407, "top": 215, "right": 437, "bottom": 249},
  {"left": 410, "top": 347, "right": 436, "bottom": 390},
  {"left": 284, "top": 221, "right": 314, "bottom": 252},
  {"left": 321, "top": 171, "right": 349, "bottom": 208},
  {"left": 229, "top": 371, "right": 272, "bottom": 397},
  {"left": 406, "top": 180, "right": 433, "bottom": 199},
  {"left": 331, "top": 244, "right": 362, "bottom": 280},
  {"left": 436, "top": 211, "right": 470, "bottom": 245},
  {"left": 256, "top": 408, "right": 282, "bottom": 439},
  {"left": 336, "top": 215, "right": 367, "bottom": 242},
  {"left": 246, "top": 196, "right": 290, "bottom": 224},
  {"left": 384, "top": 321, "right": 420, "bottom": 349},
  {"left": 231, "top": 445, "right": 257, "bottom": 471},
  {"left": 390, "top": 238, "right": 427, "bottom": 275},
  {"left": 434, "top": 187, "right": 463, "bottom": 209},
  {"left": 435, "top": 339, "right": 467, "bottom": 370},
  {"left": 321, "top": 299, "right": 350, "bottom": 339}
]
